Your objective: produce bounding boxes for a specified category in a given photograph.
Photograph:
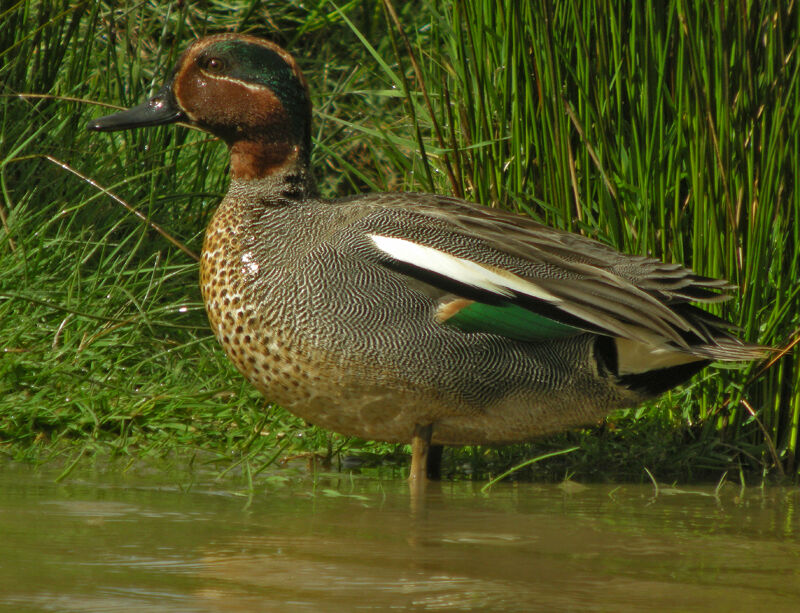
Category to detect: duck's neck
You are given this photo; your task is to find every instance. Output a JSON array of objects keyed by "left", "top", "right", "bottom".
[{"left": 228, "top": 140, "right": 317, "bottom": 199}]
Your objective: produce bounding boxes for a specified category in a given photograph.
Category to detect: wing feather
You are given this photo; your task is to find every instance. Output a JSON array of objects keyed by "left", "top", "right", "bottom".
[{"left": 335, "top": 192, "right": 764, "bottom": 358}]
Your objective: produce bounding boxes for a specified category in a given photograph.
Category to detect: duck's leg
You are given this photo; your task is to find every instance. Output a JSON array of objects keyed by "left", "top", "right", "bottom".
[
  {"left": 409, "top": 423, "right": 433, "bottom": 484},
  {"left": 426, "top": 445, "right": 443, "bottom": 480}
]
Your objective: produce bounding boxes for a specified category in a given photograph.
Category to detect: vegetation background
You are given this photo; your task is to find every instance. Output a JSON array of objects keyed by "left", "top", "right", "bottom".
[{"left": 1, "top": 0, "right": 798, "bottom": 483}]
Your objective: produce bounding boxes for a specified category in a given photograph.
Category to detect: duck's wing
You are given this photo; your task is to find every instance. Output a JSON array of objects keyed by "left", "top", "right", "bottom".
[{"left": 340, "top": 193, "right": 765, "bottom": 360}]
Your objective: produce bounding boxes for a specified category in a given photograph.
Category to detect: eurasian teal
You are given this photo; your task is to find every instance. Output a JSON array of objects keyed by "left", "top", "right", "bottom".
[{"left": 89, "top": 34, "right": 765, "bottom": 483}]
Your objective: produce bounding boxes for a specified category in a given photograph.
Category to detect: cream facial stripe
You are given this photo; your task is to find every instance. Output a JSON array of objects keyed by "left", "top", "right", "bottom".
[
  {"left": 368, "top": 234, "right": 561, "bottom": 302},
  {"left": 199, "top": 71, "right": 268, "bottom": 93}
]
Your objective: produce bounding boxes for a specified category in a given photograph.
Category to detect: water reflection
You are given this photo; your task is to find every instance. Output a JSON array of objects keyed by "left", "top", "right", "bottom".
[{"left": 1, "top": 462, "right": 798, "bottom": 612}]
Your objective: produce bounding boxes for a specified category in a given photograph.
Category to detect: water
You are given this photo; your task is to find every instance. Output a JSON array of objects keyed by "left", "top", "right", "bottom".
[{"left": 1, "top": 461, "right": 798, "bottom": 612}]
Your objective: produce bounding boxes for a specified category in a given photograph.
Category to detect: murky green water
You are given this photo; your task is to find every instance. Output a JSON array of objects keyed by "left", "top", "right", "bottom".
[{"left": 1, "top": 461, "right": 798, "bottom": 612}]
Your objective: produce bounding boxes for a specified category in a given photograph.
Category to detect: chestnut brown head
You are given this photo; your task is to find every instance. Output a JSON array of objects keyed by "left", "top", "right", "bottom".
[{"left": 89, "top": 34, "right": 313, "bottom": 179}]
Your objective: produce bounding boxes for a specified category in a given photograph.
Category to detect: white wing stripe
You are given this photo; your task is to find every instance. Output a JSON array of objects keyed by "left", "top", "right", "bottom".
[{"left": 369, "top": 234, "right": 560, "bottom": 303}]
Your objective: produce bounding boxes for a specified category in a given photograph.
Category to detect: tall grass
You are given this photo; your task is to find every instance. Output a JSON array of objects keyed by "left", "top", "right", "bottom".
[{"left": 1, "top": 0, "right": 797, "bottom": 480}]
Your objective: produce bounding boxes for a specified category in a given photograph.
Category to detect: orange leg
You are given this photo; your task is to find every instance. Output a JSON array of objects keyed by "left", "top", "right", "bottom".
[{"left": 409, "top": 423, "right": 433, "bottom": 484}]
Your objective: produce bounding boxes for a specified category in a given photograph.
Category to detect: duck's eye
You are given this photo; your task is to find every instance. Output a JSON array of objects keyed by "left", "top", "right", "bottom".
[{"left": 200, "top": 56, "right": 226, "bottom": 73}]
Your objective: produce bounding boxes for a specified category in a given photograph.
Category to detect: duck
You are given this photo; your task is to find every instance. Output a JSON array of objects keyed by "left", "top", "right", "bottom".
[{"left": 88, "top": 33, "right": 766, "bottom": 484}]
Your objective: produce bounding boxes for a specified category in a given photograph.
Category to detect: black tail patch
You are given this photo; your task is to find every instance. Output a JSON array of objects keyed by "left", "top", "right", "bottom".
[
  {"left": 593, "top": 335, "right": 619, "bottom": 377},
  {"left": 618, "top": 361, "right": 710, "bottom": 396},
  {"left": 593, "top": 335, "right": 709, "bottom": 397}
]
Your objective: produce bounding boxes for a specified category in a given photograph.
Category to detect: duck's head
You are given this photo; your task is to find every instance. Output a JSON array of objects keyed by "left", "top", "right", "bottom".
[{"left": 88, "top": 34, "right": 312, "bottom": 181}]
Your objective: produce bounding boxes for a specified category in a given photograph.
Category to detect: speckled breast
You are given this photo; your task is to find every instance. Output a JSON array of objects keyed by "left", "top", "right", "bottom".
[
  {"left": 197, "top": 198, "right": 442, "bottom": 443},
  {"left": 200, "top": 203, "right": 317, "bottom": 406}
]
